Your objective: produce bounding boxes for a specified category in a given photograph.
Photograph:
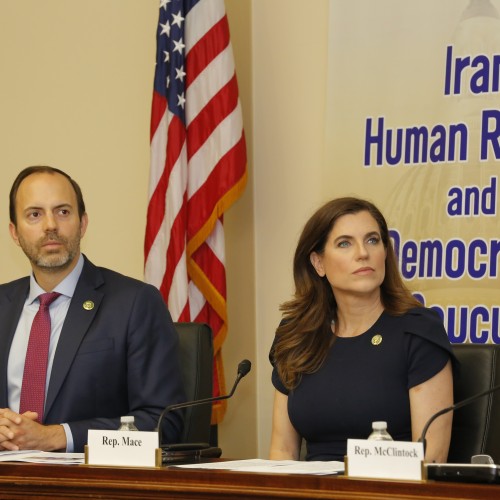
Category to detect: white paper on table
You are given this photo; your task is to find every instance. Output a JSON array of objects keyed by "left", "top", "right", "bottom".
[
  {"left": 0, "top": 450, "right": 84, "bottom": 464},
  {"left": 175, "top": 458, "right": 344, "bottom": 475}
]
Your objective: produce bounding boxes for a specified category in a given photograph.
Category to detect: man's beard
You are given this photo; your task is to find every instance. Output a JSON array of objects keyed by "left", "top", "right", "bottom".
[{"left": 18, "top": 232, "right": 81, "bottom": 272}]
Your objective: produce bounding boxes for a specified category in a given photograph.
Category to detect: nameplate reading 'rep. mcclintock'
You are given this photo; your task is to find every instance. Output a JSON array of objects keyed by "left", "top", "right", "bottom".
[
  {"left": 346, "top": 439, "right": 424, "bottom": 480},
  {"left": 86, "top": 430, "right": 158, "bottom": 467}
]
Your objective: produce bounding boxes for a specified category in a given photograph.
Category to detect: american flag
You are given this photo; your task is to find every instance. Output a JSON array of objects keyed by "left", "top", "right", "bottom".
[{"left": 144, "top": 0, "right": 247, "bottom": 423}]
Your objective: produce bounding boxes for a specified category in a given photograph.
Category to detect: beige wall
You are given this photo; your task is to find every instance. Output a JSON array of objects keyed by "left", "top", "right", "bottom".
[
  {"left": 0, "top": 1, "right": 158, "bottom": 281},
  {"left": 220, "top": 0, "right": 256, "bottom": 458},
  {"left": 251, "top": 0, "right": 330, "bottom": 455},
  {"left": 0, "top": 0, "right": 330, "bottom": 458}
]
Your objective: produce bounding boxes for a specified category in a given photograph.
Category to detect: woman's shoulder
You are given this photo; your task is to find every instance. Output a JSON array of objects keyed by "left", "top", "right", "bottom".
[
  {"left": 399, "top": 306, "right": 444, "bottom": 331},
  {"left": 396, "top": 306, "right": 453, "bottom": 354}
]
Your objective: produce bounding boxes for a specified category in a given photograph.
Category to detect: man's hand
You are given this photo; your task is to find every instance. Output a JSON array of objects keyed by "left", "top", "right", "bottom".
[{"left": 0, "top": 408, "right": 66, "bottom": 451}]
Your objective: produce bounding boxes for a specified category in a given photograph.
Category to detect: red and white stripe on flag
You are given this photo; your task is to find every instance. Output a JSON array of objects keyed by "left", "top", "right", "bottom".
[{"left": 144, "top": 0, "right": 247, "bottom": 424}]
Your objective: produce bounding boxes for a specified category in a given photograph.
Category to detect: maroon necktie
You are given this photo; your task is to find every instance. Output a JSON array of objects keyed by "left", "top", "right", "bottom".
[{"left": 19, "top": 292, "right": 60, "bottom": 423}]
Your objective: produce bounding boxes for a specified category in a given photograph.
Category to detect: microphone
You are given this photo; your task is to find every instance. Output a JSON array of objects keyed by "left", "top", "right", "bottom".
[
  {"left": 157, "top": 359, "right": 252, "bottom": 449},
  {"left": 419, "top": 381, "right": 500, "bottom": 453}
]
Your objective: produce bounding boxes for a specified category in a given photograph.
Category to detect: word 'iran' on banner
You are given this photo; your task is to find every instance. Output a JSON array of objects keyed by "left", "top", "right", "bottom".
[{"left": 144, "top": 0, "right": 247, "bottom": 423}]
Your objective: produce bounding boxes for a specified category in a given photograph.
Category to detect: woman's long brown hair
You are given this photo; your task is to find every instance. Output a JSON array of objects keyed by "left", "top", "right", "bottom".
[{"left": 272, "top": 197, "right": 421, "bottom": 390}]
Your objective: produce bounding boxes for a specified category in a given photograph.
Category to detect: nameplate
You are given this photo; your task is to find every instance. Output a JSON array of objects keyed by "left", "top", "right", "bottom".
[
  {"left": 346, "top": 439, "right": 424, "bottom": 480},
  {"left": 86, "top": 430, "right": 158, "bottom": 467}
]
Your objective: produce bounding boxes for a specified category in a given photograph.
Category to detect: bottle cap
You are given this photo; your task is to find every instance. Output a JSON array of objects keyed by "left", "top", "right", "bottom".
[
  {"left": 372, "top": 421, "right": 387, "bottom": 430},
  {"left": 120, "top": 416, "right": 135, "bottom": 423}
]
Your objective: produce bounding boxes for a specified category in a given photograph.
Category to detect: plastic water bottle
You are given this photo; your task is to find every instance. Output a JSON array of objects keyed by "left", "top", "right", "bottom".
[
  {"left": 118, "top": 416, "right": 138, "bottom": 431},
  {"left": 367, "top": 421, "right": 393, "bottom": 441}
]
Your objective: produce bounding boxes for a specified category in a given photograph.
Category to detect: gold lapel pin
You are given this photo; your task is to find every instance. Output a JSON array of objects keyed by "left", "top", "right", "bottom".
[
  {"left": 371, "top": 334, "right": 383, "bottom": 346},
  {"left": 83, "top": 300, "right": 94, "bottom": 311}
]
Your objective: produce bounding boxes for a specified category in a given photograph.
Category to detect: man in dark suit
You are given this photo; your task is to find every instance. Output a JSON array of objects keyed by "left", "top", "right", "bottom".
[{"left": 0, "top": 166, "right": 184, "bottom": 452}]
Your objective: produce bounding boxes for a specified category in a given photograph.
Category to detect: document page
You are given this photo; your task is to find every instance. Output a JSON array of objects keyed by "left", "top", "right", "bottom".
[
  {"left": 175, "top": 458, "right": 344, "bottom": 475},
  {"left": 0, "top": 450, "right": 84, "bottom": 464}
]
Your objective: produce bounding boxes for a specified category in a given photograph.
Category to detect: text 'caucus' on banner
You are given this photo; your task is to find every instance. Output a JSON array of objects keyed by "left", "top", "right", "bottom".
[{"left": 326, "top": 0, "right": 500, "bottom": 343}]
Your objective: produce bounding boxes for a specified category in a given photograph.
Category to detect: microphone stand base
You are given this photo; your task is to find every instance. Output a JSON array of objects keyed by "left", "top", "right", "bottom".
[
  {"left": 425, "top": 463, "right": 500, "bottom": 484},
  {"left": 160, "top": 443, "right": 222, "bottom": 465}
]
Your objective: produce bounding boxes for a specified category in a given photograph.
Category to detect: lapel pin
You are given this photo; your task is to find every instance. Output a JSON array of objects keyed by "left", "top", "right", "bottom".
[
  {"left": 371, "top": 334, "right": 383, "bottom": 346},
  {"left": 83, "top": 300, "right": 94, "bottom": 311}
]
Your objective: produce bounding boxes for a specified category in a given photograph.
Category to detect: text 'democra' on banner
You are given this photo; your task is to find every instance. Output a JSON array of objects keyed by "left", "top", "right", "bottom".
[{"left": 326, "top": 0, "right": 500, "bottom": 344}]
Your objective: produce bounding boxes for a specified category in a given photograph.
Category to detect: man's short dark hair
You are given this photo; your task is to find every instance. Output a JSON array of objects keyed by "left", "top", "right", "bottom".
[{"left": 9, "top": 166, "right": 86, "bottom": 225}]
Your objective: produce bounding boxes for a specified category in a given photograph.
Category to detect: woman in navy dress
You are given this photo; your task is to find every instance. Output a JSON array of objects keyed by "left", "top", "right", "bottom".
[{"left": 269, "top": 197, "right": 454, "bottom": 463}]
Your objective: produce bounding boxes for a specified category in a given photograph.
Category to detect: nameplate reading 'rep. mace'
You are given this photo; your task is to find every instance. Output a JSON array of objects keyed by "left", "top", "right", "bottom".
[
  {"left": 346, "top": 439, "right": 424, "bottom": 480},
  {"left": 86, "top": 430, "right": 158, "bottom": 467}
]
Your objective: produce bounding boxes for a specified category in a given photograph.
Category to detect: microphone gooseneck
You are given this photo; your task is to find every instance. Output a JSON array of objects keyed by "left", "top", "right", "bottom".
[
  {"left": 157, "top": 358, "right": 252, "bottom": 447},
  {"left": 418, "top": 382, "right": 500, "bottom": 452}
]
